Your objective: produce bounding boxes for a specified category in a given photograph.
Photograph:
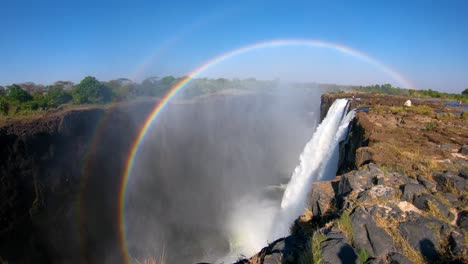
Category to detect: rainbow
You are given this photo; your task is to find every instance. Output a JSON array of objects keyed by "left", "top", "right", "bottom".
[{"left": 118, "top": 38, "right": 415, "bottom": 262}]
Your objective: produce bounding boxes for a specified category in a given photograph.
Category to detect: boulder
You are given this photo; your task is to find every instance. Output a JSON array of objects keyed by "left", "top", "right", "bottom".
[
  {"left": 457, "top": 210, "right": 468, "bottom": 229},
  {"left": 398, "top": 218, "right": 442, "bottom": 260},
  {"left": 459, "top": 169, "right": 468, "bottom": 179},
  {"left": 433, "top": 171, "right": 467, "bottom": 193},
  {"left": 460, "top": 145, "right": 468, "bottom": 155},
  {"left": 357, "top": 185, "right": 396, "bottom": 203},
  {"left": 321, "top": 230, "right": 359, "bottom": 264},
  {"left": 356, "top": 147, "right": 374, "bottom": 167},
  {"left": 403, "top": 100, "right": 412, "bottom": 107},
  {"left": 413, "top": 194, "right": 450, "bottom": 218},
  {"left": 350, "top": 207, "right": 395, "bottom": 258},
  {"left": 448, "top": 230, "right": 466, "bottom": 257},
  {"left": 338, "top": 170, "right": 375, "bottom": 197},
  {"left": 307, "top": 181, "right": 335, "bottom": 220},
  {"left": 387, "top": 252, "right": 413, "bottom": 264},
  {"left": 400, "top": 183, "right": 427, "bottom": 202},
  {"left": 416, "top": 175, "right": 437, "bottom": 193}
]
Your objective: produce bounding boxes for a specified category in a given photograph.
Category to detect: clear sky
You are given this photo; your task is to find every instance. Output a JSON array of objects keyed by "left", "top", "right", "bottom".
[{"left": 1, "top": 0, "right": 467, "bottom": 92}]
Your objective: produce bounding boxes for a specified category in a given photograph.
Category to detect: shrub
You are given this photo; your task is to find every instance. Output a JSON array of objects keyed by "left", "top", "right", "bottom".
[
  {"left": 7, "top": 84, "right": 33, "bottom": 103},
  {"left": 72, "top": 76, "right": 112, "bottom": 104},
  {"left": 424, "top": 122, "right": 437, "bottom": 131},
  {"left": 0, "top": 98, "right": 9, "bottom": 115},
  {"left": 46, "top": 87, "right": 72, "bottom": 106}
]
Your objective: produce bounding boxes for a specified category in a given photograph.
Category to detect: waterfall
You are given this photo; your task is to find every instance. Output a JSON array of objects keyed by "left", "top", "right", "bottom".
[
  {"left": 273, "top": 98, "right": 354, "bottom": 237},
  {"left": 223, "top": 98, "right": 355, "bottom": 261}
]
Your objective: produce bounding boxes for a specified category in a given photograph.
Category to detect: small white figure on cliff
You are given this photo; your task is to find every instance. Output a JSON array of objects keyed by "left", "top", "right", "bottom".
[{"left": 404, "top": 100, "right": 412, "bottom": 107}]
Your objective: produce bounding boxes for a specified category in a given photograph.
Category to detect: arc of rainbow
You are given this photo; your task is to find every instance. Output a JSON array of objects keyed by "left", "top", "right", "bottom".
[{"left": 118, "top": 38, "right": 415, "bottom": 262}]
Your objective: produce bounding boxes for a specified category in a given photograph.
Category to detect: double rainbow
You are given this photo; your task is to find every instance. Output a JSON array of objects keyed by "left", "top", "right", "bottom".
[{"left": 118, "top": 38, "right": 414, "bottom": 262}]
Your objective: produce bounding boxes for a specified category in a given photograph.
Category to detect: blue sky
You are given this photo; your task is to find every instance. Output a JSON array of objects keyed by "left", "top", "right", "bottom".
[{"left": 1, "top": 0, "right": 467, "bottom": 92}]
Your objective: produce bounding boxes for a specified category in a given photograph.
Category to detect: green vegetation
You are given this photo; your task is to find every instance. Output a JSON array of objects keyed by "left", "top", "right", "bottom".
[
  {"left": 1, "top": 77, "right": 466, "bottom": 118},
  {"left": 424, "top": 122, "right": 437, "bottom": 131},
  {"left": 299, "top": 231, "right": 327, "bottom": 264},
  {"left": 337, "top": 210, "right": 353, "bottom": 244},
  {"left": 342, "top": 84, "right": 468, "bottom": 102},
  {"left": 356, "top": 248, "right": 370, "bottom": 263}
]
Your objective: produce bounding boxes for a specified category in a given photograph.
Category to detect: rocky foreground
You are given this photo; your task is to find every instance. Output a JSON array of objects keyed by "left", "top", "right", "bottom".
[{"left": 238, "top": 94, "right": 467, "bottom": 264}]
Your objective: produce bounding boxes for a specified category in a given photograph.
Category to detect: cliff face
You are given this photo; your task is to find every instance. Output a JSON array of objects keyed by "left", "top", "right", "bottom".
[
  {"left": 241, "top": 93, "right": 468, "bottom": 264},
  {"left": 0, "top": 104, "right": 150, "bottom": 264}
]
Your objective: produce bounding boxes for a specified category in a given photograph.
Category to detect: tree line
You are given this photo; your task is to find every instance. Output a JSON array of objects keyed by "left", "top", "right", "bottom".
[{"left": 0, "top": 76, "right": 277, "bottom": 116}]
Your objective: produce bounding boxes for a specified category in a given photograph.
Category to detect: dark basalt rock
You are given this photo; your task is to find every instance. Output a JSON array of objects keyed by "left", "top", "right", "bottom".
[
  {"left": 350, "top": 207, "right": 395, "bottom": 258},
  {"left": 457, "top": 210, "right": 468, "bottom": 229},
  {"left": 321, "top": 230, "right": 359, "bottom": 264},
  {"left": 400, "top": 183, "right": 427, "bottom": 202},
  {"left": 387, "top": 252, "right": 413, "bottom": 264},
  {"left": 433, "top": 171, "right": 467, "bottom": 193},
  {"left": 413, "top": 193, "right": 450, "bottom": 218},
  {"left": 338, "top": 169, "right": 375, "bottom": 197},
  {"left": 398, "top": 218, "right": 442, "bottom": 261},
  {"left": 417, "top": 175, "right": 437, "bottom": 193},
  {"left": 448, "top": 230, "right": 466, "bottom": 257}
]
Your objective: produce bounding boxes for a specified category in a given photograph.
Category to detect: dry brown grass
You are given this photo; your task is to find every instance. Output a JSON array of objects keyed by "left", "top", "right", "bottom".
[{"left": 374, "top": 216, "right": 425, "bottom": 264}]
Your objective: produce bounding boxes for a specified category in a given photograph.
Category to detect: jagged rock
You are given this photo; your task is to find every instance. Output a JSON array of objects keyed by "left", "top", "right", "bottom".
[
  {"left": 262, "top": 240, "right": 285, "bottom": 264},
  {"left": 357, "top": 185, "right": 396, "bottom": 203},
  {"left": 416, "top": 175, "right": 437, "bottom": 193},
  {"left": 381, "top": 172, "right": 417, "bottom": 188},
  {"left": 350, "top": 207, "right": 395, "bottom": 258},
  {"left": 459, "top": 169, "right": 468, "bottom": 179},
  {"left": 412, "top": 194, "right": 450, "bottom": 218},
  {"left": 400, "top": 183, "right": 427, "bottom": 202},
  {"left": 356, "top": 147, "right": 373, "bottom": 167},
  {"left": 457, "top": 210, "right": 468, "bottom": 229},
  {"left": 387, "top": 252, "right": 413, "bottom": 264},
  {"left": 461, "top": 145, "right": 468, "bottom": 155},
  {"left": 365, "top": 258, "right": 385, "bottom": 264},
  {"left": 307, "top": 181, "right": 335, "bottom": 220},
  {"left": 398, "top": 218, "right": 442, "bottom": 260},
  {"left": 433, "top": 171, "right": 467, "bottom": 193},
  {"left": 448, "top": 230, "right": 466, "bottom": 257},
  {"left": 338, "top": 170, "right": 374, "bottom": 197},
  {"left": 321, "top": 230, "right": 359, "bottom": 264}
]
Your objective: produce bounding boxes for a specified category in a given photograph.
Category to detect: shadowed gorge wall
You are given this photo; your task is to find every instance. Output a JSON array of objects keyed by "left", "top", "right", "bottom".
[{"left": 0, "top": 90, "right": 322, "bottom": 263}]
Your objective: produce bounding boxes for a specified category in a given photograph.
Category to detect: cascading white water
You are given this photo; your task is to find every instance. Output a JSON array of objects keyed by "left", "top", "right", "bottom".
[
  {"left": 272, "top": 98, "right": 354, "bottom": 237},
  {"left": 223, "top": 98, "right": 355, "bottom": 261}
]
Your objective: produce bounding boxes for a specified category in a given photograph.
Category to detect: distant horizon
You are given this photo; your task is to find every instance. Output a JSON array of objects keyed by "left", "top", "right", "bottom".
[{"left": 1, "top": 74, "right": 465, "bottom": 94}]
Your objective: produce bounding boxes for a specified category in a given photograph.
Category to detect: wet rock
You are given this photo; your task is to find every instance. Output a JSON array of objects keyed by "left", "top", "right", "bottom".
[
  {"left": 321, "top": 230, "right": 359, "bottom": 264},
  {"left": 308, "top": 181, "right": 335, "bottom": 220},
  {"left": 400, "top": 183, "right": 427, "bottom": 202},
  {"left": 387, "top": 252, "right": 413, "bottom": 264},
  {"left": 398, "top": 218, "right": 441, "bottom": 260},
  {"left": 448, "top": 230, "right": 466, "bottom": 257},
  {"left": 416, "top": 175, "right": 437, "bottom": 193},
  {"left": 433, "top": 171, "right": 467, "bottom": 193},
  {"left": 358, "top": 185, "right": 396, "bottom": 203},
  {"left": 457, "top": 210, "right": 468, "bottom": 229},
  {"left": 350, "top": 207, "right": 395, "bottom": 258}
]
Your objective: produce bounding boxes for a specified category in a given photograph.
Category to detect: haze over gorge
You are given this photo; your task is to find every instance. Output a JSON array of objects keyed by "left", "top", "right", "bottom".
[{"left": 0, "top": 86, "right": 328, "bottom": 263}]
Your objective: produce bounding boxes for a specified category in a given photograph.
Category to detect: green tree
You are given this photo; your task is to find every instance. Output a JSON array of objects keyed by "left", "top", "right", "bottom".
[
  {"left": 46, "top": 87, "right": 72, "bottom": 106},
  {"left": 462, "top": 88, "right": 468, "bottom": 96},
  {"left": 0, "top": 98, "right": 9, "bottom": 115},
  {"left": 0, "top": 86, "right": 5, "bottom": 96},
  {"left": 7, "top": 84, "right": 33, "bottom": 102},
  {"left": 72, "top": 76, "right": 112, "bottom": 104}
]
